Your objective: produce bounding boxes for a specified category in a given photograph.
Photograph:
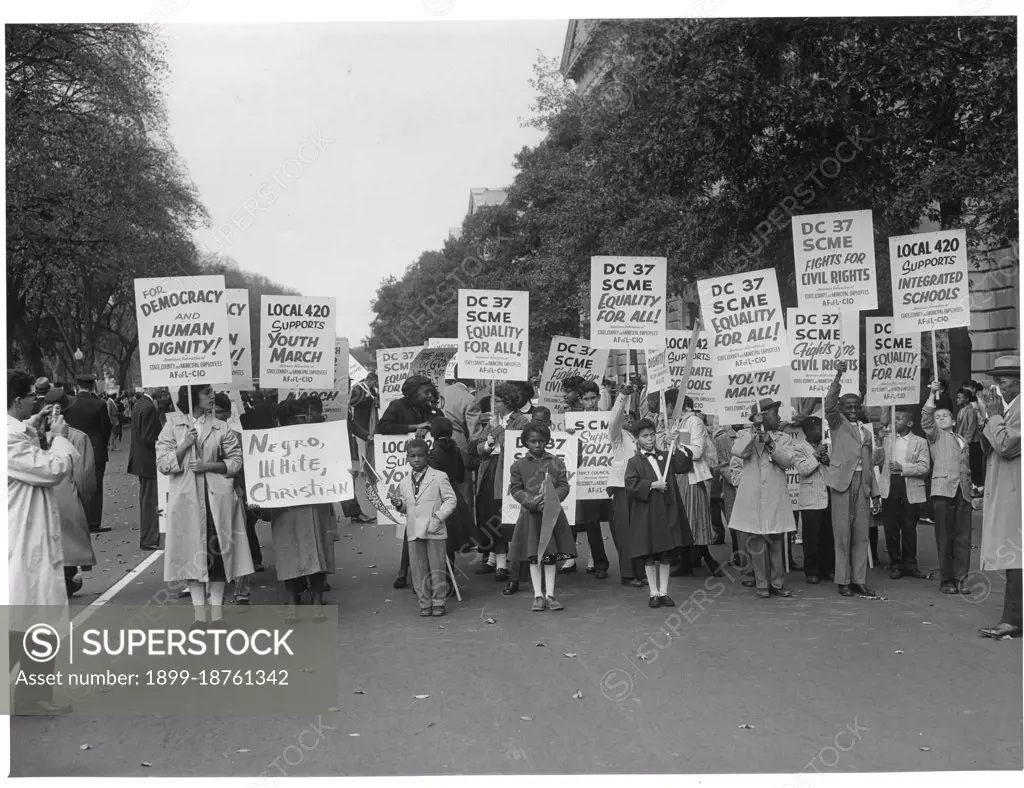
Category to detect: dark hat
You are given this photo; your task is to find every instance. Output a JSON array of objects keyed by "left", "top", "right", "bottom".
[
  {"left": 44, "top": 388, "right": 70, "bottom": 408},
  {"left": 74, "top": 373, "right": 97, "bottom": 385},
  {"left": 988, "top": 355, "right": 1020, "bottom": 378},
  {"left": 34, "top": 377, "right": 51, "bottom": 395},
  {"left": 749, "top": 398, "right": 783, "bottom": 421}
]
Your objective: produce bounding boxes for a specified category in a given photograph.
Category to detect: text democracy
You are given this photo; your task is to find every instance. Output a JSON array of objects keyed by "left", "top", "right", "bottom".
[{"left": 139, "top": 289, "right": 224, "bottom": 316}]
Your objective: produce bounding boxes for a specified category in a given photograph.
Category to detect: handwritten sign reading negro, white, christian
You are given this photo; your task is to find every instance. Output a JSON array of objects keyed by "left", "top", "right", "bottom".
[
  {"left": 698, "top": 268, "right": 788, "bottom": 376},
  {"left": 537, "top": 336, "right": 610, "bottom": 416},
  {"left": 716, "top": 366, "right": 792, "bottom": 422},
  {"left": 225, "top": 289, "right": 253, "bottom": 389},
  {"left": 590, "top": 256, "right": 667, "bottom": 351},
  {"left": 562, "top": 412, "right": 613, "bottom": 501},
  {"left": 787, "top": 309, "right": 859, "bottom": 397},
  {"left": 501, "top": 431, "right": 578, "bottom": 525},
  {"left": 889, "top": 229, "right": 970, "bottom": 333},
  {"left": 865, "top": 317, "right": 921, "bottom": 406},
  {"left": 793, "top": 209, "right": 877, "bottom": 310},
  {"left": 134, "top": 275, "right": 232, "bottom": 388},
  {"left": 259, "top": 296, "right": 336, "bottom": 390},
  {"left": 458, "top": 289, "right": 530, "bottom": 379},
  {"left": 376, "top": 346, "right": 421, "bottom": 413},
  {"left": 242, "top": 420, "right": 353, "bottom": 509},
  {"left": 665, "top": 331, "right": 716, "bottom": 414}
]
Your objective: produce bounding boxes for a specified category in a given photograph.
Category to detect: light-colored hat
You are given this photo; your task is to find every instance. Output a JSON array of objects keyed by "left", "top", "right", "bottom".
[{"left": 988, "top": 355, "right": 1020, "bottom": 378}]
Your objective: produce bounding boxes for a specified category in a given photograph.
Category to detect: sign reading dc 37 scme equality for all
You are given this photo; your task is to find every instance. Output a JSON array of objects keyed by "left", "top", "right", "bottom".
[
  {"left": 457, "top": 289, "right": 529, "bottom": 379},
  {"left": 134, "top": 275, "right": 232, "bottom": 388},
  {"left": 590, "top": 256, "right": 667, "bottom": 351}
]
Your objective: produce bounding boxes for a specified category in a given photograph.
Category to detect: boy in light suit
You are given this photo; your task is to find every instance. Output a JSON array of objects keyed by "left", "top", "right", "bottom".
[
  {"left": 878, "top": 406, "right": 931, "bottom": 580},
  {"left": 390, "top": 439, "right": 457, "bottom": 617}
]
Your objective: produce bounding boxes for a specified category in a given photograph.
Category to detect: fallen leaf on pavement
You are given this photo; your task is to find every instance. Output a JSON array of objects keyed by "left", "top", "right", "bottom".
[
  {"left": 349, "top": 733, "right": 360, "bottom": 737},
  {"left": 922, "top": 621, "right": 933, "bottom": 625},
  {"left": 563, "top": 653, "right": 577, "bottom": 659},
  {"left": 895, "top": 650, "right": 904, "bottom": 655},
  {"left": 236, "top": 749, "right": 252, "bottom": 753},
  {"left": 367, "top": 564, "right": 377, "bottom": 568},
  {"left": 328, "top": 706, "right": 341, "bottom": 712},
  {"left": 920, "top": 747, "right": 931, "bottom": 752},
  {"left": 738, "top": 724, "right": 755, "bottom": 730},
  {"left": 484, "top": 617, "right": 496, "bottom": 624},
  {"left": 536, "top": 642, "right": 545, "bottom": 647},
  {"left": 520, "top": 716, "right": 533, "bottom": 721},
  {"left": 414, "top": 694, "right": 430, "bottom": 699},
  {"left": 141, "top": 762, "right": 152, "bottom": 767},
  {"left": 426, "top": 722, "right": 436, "bottom": 728},
  {"left": 80, "top": 744, "right": 91, "bottom": 750},
  {"left": 571, "top": 690, "right": 583, "bottom": 699}
]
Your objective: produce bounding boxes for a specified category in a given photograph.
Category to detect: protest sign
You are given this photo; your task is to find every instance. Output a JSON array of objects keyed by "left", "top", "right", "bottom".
[
  {"left": 888, "top": 229, "right": 970, "bottom": 333},
  {"left": 782, "top": 423, "right": 804, "bottom": 511},
  {"left": 646, "top": 347, "right": 671, "bottom": 392},
  {"left": 409, "top": 346, "right": 458, "bottom": 388},
  {"left": 715, "top": 366, "right": 792, "bottom": 423},
  {"left": 290, "top": 338, "right": 351, "bottom": 422},
  {"left": 665, "top": 330, "right": 716, "bottom": 414},
  {"left": 427, "top": 338, "right": 459, "bottom": 348},
  {"left": 225, "top": 289, "right": 253, "bottom": 389},
  {"left": 537, "top": 336, "right": 610, "bottom": 415},
  {"left": 793, "top": 209, "right": 877, "bottom": 310},
  {"left": 242, "top": 420, "right": 353, "bottom": 509},
  {"left": 259, "top": 295, "right": 336, "bottom": 390},
  {"left": 458, "top": 289, "right": 529, "bottom": 379},
  {"left": 501, "top": 430, "right": 577, "bottom": 524},
  {"left": 590, "top": 256, "right": 667, "bottom": 351},
  {"left": 787, "top": 308, "right": 859, "bottom": 397},
  {"left": 349, "top": 353, "right": 370, "bottom": 385},
  {"left": 372, "top": 434, "right": 434, "bottom": 536},
  {"left": 376, "top": 346, "right": 421, "bottom": 412},
  {"left": 562, "top": 411, "right": 613, "bottom": 500},
  {"left": 865, "top": 317, "right": 921, "bottom": 406},
  {"left": 698, "top": 268, "right": 788, "bottom": 375},
  {"left": 134, "top": 275, "right": 232, "bottom": 388}
]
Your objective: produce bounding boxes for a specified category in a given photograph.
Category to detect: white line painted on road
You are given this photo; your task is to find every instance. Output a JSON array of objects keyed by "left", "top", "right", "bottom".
[{"left": 72, "top": 549, "right": 164, "bottom": 627}]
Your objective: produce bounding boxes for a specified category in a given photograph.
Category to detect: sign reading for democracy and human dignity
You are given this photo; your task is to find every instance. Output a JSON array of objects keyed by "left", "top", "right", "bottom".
[
  {"left": 290, "top": 337, "right": 351, "bottom": 422},
  {"left": 664, "top": 330, "right": 716, "bottom": 414},
  {"left": 590, "top": 256, "right": 667, "bottom": 351},
  {"left": 888, "top": 229, "right": 970, "bottom": 333},
  {"left": 376, "top": 346, "right": 421, "bottom": 412},
  {"left": 373, "top": 434, "right": 434, "bottom": 536},
  {"left": 698, "top": 268, "right": 788, "bottom": 376},
  {"left": 458, "top": 289, "right": 529, "bottom": 379},
  {"left": 409, "top": 346, "right": 459, "bottom": 388},
  {"left": 501, "top": 430, "right": 578, "bottom": 524},
  {"left": 787, "top": 308, "right": 859, "bottom": 397},
  {"left": 224, "top": 289, "right": 253, "bottom": 389},
  {"left": 562, "top": 411, "right": 613, "bottom": 500},
  {"left": 715, "top": 366, "right": 792, "bottom": 422},
  {"left": 865, "top": 317, "right": 921, "bottom": 406},
  {"left": 259, "top": 295, "right": 336, "bottom": 390},
  {"left": 792, "top": 209, "right": 878, "bottom": 310},
  {"left": 134, "top": 275, "right": 232, "bottom": 388},
  {"left": 537, "top": 336, "right": 610, "bottom": 415},
  {"left": 242, "top": 420, "right": 353, "bottom": 509}
]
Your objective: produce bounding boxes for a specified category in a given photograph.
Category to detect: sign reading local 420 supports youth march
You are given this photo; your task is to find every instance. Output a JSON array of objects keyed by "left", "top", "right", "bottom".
[
  {"left": 259, "top": 295, "right": 337, "bottom": 390},
  {"left": 501, "top": 430, "right": 577, "bottom": 525},
  {"left": 792, "top": 209, "right": 877, "bottom": 310},
  {"left": 786, "top": 308, "right": 859, "bottom": 397},
  {"left": 590, "top": 256, "right": 667, "bottom": 351},
  {"left": 242, "top": 420, "right": 353, "bottom": 509},
  {"left": 225, "top": 289, "right": 253, "bottom": 389},
  {"left": 458, "top": 289, "right": 529, "bottom": 379},
  {"left": 537, "top": 336, "right": 610, "bottom": 416},
  {"left": 888, "top": 229, "right": 970, "bottom": 333},
  {"left": 134, "top": 275, "right": 232, "bottom": 388},
  {"left": 865, "top": 317, "right": 921, "bottom": 406},
  {"left": 698, "top": 268, "right": 788, "bottom": 376}
]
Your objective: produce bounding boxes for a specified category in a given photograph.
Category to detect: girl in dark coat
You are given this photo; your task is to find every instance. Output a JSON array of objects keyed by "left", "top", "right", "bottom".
[{"left": 625, "top": 419, "right": 694, "bottom": 608}]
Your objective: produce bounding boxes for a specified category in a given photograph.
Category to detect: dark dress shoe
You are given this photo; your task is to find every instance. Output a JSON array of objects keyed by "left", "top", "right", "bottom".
[
  {"left": 904, "top": 568, "right": 928, "bottom": 579},
  {"left": 419, "top": 608, "right": 432, "bottom": 617},
  {"left": 769, "top": 587, "right": 793, "bottom": 598},
  {"left": 741, "top": 579, "right": 756, "bottom": 588},
  {"left": 889, "top": 567, "right": 902, "bottom": 579},
  {"left": 621, "top": 578, "right": 645, "bottom": 588},
  {"left": 594, "top": 569, "right": 608, "bottom": 579},
  {"left": 979, "top": 623, "right": 1023, "bottom": 639},
  {"left": 648, "top": 595, "right": 661, "bottom": 608},
  {"left": 755, "top": 588, "right": 771, "bottom": 599},
  {"left": 805, "top": 575, "right": 820, "bottom": 584},
  {"left": 659, "top": 595, "right": 676, "bottom": 607},
  {"left": 253, "top": 564, "right": 267, "bottom": 572},
  {"left": 710, "top": 566, "right": 725, "bottom": 578},
  {"left": 838, "top": 584, "right": 855, "bottom": 597},
  {"left": 494, "top": 568, "right": 510, "bottom": 582},
  {"left": 502, "top": 581, "right": 519, "bottom": 596},
  {"left": 140, "top": 544, "right": 160, "bottom": 551},
  {"left": 851, "top": 584, "right": 874, "bottom": 596},
  {"left": 941, "top": 582, "right": 958, "bottom": 594},
  {"left": 476, "top": 564, "right": 496, "bottom": 574},
  {"left": 89, "top": 526, "right": 112, "bottom": 533},
  {"left": 393, "top": 576, "right": 408, "bottom": 589}
]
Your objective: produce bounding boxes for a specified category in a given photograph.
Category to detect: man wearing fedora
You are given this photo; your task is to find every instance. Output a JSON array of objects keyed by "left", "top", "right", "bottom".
[
  {"left": 976, "top": 355, "right": 1022, "bottom": 639},
  {"left": 61, "top": 373, "right": 112, "bottom": 533},
  {"left": 825, "top": 361, "right": 881, "bottom": 597},
  {"left": 731, "top": 397, "right": 797, "bottom": 599}
]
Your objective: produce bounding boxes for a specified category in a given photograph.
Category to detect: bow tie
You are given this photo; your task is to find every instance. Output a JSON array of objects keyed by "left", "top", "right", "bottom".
[{"left": 644, "top": 451, "right": 659, "bottom": 458}]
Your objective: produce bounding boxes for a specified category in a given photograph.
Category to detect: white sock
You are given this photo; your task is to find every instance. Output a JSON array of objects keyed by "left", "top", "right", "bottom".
[
  {"left": 188, "top": 581, "right": 207, "bottom": 621},
  {"left": 544, "top": 564, "right": 557, "bottom": 597},
  {"left": 495, "top": 554, "right": 508, "bottom": 571},
  {"left": 562, "top": 558, "right": 576, "bottom": 568},
  {"left": 208, "top": 581, "right": 226, "bottom": 620},
  {"left": 529, "top": 564, "right": 544, "bottom": 598},
  {"left": 487, "top": 553, "right": 496, "bottom": 567},
  {"left": 658, "top": 562, "right": 671, "bottom": 596},
  {"left": 645, "top": 564, "right": 658, "bottom": 596},
  {"left": 587, "top": 557, "right": 595, "bottom": 569}
]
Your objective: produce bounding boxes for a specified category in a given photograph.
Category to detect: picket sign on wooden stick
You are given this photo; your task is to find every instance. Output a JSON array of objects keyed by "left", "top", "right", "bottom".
[
  {"left": 658, "top": 432, "right": 678, "bottom": 483},
  {"left": 930, "top": 330, "right": 940, "bottom": 383},
  {"left": 446, "top": 555, "right": 462, "bottom": 602},
  {"left": 670, "top": 319, "right": 703, "bottom": 426},
  {"left": 783, "top": 533, "right": 790, "bottom": 574}
]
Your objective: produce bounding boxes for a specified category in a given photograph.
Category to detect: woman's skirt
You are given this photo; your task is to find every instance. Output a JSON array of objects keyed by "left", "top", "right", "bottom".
[
  {"left": 508, "top": 509, "right": 577, "bottom": 565},
  {"left": 271, "top": 504, "right": 337, "bottom": 581},
  {"left": 679, "top": 477, "right": 714, "bottom": 546}
]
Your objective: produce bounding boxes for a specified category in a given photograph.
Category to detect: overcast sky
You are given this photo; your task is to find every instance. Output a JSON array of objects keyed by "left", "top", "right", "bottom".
[{"left": 162, "top": 21, "right": 568, "bottom": 345}]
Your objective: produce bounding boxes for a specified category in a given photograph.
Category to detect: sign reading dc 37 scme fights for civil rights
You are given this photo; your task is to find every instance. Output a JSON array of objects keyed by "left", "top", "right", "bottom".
[
  {"left": 537, "top": 336, "right": 610, "bottom": 415},
  {"left": 786, "top": 309, "right": 859, "bottom": 397},
  {"left": 224, "top": 289, "right": 253, "bottom": 389},
  {"left": 590, "top": 256, "right": 667, "bottom": 350},
  {"left": 134, "top": 275, "right": 232, "bottom": 388},
  {"left": 698, "top": 268, "right": 788, "bottom": 375},
  {"left": 865, "top": 317, "right": 921, "bottom": 406},
  {"left": 888, "top": 229, "right": 970, "bottom": 333},
  {"left": 792, "top": 209, "right": 878, "bottom": 310},
  {"left": 458, "top": 289, "right": 529, "bottom": 379},
  {"left": 259, "top": 295, "right": 337, "bottom": 390}
]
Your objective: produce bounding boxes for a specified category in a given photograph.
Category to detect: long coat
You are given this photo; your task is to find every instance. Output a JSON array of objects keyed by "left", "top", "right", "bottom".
[
  {"left": 730, "top": 429, "right": 796, "bottom": 535},
  {"left": 980, "top": 397, "right": 1021, "bottom": 571},
  {"left": 7, "top": 416, "right": 77, "bottom": 612},
  {"left": 156, "top": 411, "right": 254, "bottom": 582},
  {"left": 63, "top": 391, "right": 112, "bottom": 465},
  {"left": 624, "top": 449, "right": 694, "bottom": 558},
  {"left": 127, "top": 394, "right": 161, "bottom": 478},
  {"left": 49, "top": 424, "right": 98, "bottom": 567}
]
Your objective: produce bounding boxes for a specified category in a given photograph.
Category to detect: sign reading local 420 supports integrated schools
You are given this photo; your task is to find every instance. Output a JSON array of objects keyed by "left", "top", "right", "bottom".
[
  {"left": 537, "top": 336, "right": 610, "bottom": 415},
  {"left": 501, "top": 430, "right": 577, "bottom": 525},
  {"left": 259, "top": 295, "right": 336, "bottom": 390},
  {"left": 665, "top": 331, "right": 717, "bottom": 414},
  {"left": 889, "top": 229, "right": 970, "bottom": 333},
  {"left": 458, "top": 289, "right": 529, "bottom": 379},
  {"left": 134, "top": 275, "right": 232, "bottom": 388},
  {"left": 242, "top": 420, "right": 353, "bottom": 509},
  {"left": 787, "top": 308, "right": 859, "bottom": 397},
  {"left": 865, "top": 317, "right": 921, "bottom": 406},
  {"left": 715, "top": 365, "right": 792, "bottom": 422},
  {"left": 792, "top": 209, "right": 877, "bottom": 310},
  {"left": 225, "top": 289, "right": 253, "bottom": 389},
  {"left": 590, "top": 256, "right": 667, "bottom": 350},
  {"left": 698, "top": 268, "right": 788, "bottom": 376}
]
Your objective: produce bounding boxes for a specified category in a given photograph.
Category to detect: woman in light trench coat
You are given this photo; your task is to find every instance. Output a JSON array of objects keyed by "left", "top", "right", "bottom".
[{"left": 157, "top": 384, "right": 253, "bottom": 626}]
